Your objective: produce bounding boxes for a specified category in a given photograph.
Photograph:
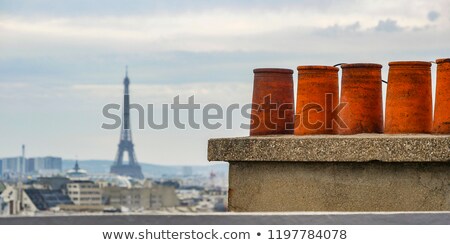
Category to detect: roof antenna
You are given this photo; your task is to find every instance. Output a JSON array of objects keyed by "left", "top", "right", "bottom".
[{"left": 125, "top": 65, "right": 128, "bottom": 77}]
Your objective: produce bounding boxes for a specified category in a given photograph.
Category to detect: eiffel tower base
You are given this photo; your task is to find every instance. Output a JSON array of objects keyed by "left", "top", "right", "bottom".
[{"left": 110, "top": 165, "right": 144, "bottom": 179}]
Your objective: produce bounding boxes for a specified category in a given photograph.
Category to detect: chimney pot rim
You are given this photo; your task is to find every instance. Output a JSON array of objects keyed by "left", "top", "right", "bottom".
[
  {"left": 253, "top": 68, "right": 293, "bottom": 74},
  {"left": 388, "top": 61, "right": 431, "bottom": 67},
  {"left": 341, "top": 63, "right": 382, "bottom": 68},
  {"left": 297, "top": 65, "right": 339, "bottom": 71},
  {"left": 436, "top": 58, "right": 450, "bottom": 64}
]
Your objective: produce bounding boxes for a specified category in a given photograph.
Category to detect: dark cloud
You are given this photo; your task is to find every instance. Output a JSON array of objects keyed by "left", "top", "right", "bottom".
[
  {"left": 374, "top": 19, "right": 403, "bottom": 32},
  {"left": 427, "top": 10, "right": 440, "bottom": 22}
]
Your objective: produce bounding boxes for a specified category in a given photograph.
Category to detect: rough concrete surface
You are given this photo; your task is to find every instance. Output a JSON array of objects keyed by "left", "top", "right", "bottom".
[
  {"left": 208, "top": 134, "right": 450, "bottom": 162},
  {"left": 228, "top": 161, "right": 450, "bottom": 212}
]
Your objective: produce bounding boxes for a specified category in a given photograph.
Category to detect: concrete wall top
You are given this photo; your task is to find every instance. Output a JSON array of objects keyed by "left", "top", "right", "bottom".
[{"left": 208, "top": 134, "right": 450, "bottom": 163}]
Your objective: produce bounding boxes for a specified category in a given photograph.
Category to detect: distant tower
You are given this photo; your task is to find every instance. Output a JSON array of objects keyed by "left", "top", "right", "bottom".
[
  {"left": 17, "top": 144, "right": 25, "bottom": 213},
  {"left": 110, "top": 67, "right": 144, "bottom": 179}
]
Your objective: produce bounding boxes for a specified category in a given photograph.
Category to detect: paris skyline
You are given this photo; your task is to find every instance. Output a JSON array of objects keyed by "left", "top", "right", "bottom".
[{"left": 1, "top": 0, "right": 449, "bottom": 165}]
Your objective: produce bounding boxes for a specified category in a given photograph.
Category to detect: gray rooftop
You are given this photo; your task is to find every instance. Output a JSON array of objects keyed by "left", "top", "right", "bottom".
[{"left": 24, "top": 189, "right": 73, "bottom": 210}]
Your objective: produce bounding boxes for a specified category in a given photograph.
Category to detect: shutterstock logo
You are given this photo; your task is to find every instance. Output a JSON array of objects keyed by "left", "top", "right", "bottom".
[
  {"left": 298, "top": 93, "right": 348, "bottom": 131},
  {"left": 101, "top": 94, "right": 347, "bottom": 131}
]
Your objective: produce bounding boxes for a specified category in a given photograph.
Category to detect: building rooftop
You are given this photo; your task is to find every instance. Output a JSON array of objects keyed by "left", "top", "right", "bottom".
[
  {"left": 69, "top": 180, "right": 95, "bottom": 184},
  {"left": 34, "top": 176, "right": 70, "bottom": 190},
  {"left": 24, "top": 189, "right": 73, "bottom": 210}
]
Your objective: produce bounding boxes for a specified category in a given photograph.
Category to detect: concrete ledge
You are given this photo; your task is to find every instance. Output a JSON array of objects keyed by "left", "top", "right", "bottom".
[
  {"left": 208, "top": 134, "right": 450, "bottom": 212},
  {"left": 208, "top": 134, "right": 450, "bottom": 162},
  {"left": 1, "top": 213, "right": 450, "bottom": 225}
]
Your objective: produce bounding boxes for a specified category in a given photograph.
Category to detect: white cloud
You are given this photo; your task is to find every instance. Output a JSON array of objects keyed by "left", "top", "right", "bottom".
[{"left": 1, "top": 0, "right": 449, "bottom": 55}]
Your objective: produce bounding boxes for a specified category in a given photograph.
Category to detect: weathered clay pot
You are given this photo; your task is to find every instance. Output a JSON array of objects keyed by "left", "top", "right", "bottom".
[
  {"left": 339, "top": 63, "right": 383, "bottom": 134},
  {"left": 385, "top": 61, "right": 432, "bottom": 134},
  {"left": 295, "top": 66, "right": 339, "bottom": 135},
  {"left": 433, "top": 58, "right": 450, "bottom": 134},
  {"left": 250, "top": 68, "right": 294, "bottom": 136}
]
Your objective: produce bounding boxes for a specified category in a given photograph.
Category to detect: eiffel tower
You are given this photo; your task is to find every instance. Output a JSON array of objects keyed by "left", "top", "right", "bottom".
[{"left": 110, "top": 67, "right": 144, "bottom": 179}]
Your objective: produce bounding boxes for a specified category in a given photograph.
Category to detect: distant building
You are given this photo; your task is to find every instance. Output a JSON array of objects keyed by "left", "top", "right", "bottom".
[
  {"left": 67, "top": 180, "right": 102, "bottom": 206},
  {"left": 102, "top": 186, "right": 142, "bottom": 210},
  {"left": 0, "top": 181, "right": 5, "bottom": 194},
  {"left": 0, "top": 185, "right": 19, "bottom": 214},
  {"left": 23, "top": 189, "right": 73, "bottom": 211},
  {"left": 102, "top": 182, "right": 179, "bottom": 211},
  {"left": 0, "top": 193, "right": 5, "bottom": 215},
  {"left": 96, "top": 175, "right": 132, "bottom": 188},
  {"left": 0, "top": 181, "right": 7, "bottom": 215},
  {"left": 0, "top": 156, "right": 62, "bottom": 178},
  {"left": 31, "top": 157, "right": 62, "bottom": 175},
  {"left": 25, "top": 158, "right": 35, "bottom": 173},
  {"left": 66, "top": 160, "right": 88, "bottom": 180},
  {"left": 65, "top": 161, "right": 101, "bottom": 206},
  {"left": 150, "top": 184, "right": 180, "bottom": 209},
  {"left": 0, "top": 157, "right": 25, "bottom": 178}
]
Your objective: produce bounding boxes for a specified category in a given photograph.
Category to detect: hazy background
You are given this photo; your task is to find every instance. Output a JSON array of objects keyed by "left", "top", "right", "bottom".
[{"left": 0, "top": 0, "right": 449, "bottom": 165}]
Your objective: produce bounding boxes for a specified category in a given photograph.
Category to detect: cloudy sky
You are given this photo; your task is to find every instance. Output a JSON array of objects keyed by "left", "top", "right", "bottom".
[{"left": 0, "top": 0, "right": 449, "bottom": 165}]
